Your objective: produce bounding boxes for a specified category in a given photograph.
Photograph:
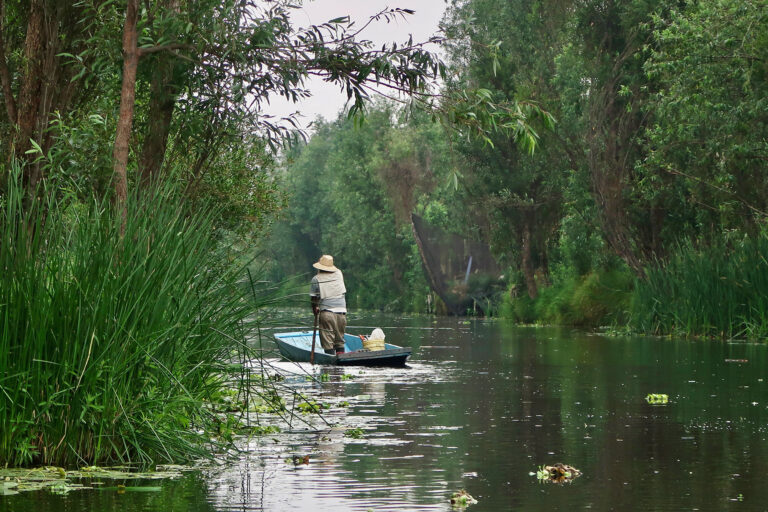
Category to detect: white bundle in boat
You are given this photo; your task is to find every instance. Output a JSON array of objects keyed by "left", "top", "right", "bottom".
[{"left": 363, "top": 328, "right": 386, "bottom": 351}]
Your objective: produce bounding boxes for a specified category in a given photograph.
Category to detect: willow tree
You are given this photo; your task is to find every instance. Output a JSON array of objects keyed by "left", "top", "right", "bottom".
[
  {"left": 441, "top": 0, "right": 564, "bottom": 298},
  {"left": 640, "top": 0, "right": 768, "bottom": 243},
  {"left": 0, "top": 1, "right": 93, "bottom": 189},
  {"left": 107, "top": 1, "right": 447, "bottom": 211},
  {"left": 2, "top": 1, "right": 446, "bottom": 205}
]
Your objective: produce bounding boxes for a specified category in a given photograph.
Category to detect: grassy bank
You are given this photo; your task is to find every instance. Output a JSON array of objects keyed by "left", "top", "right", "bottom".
[
  {"left": 500, "top": 234, "right": 768, "bottom": 340},
  {"left": 630, "top": 236, "right": 768, "bottom": 339},
  {"left": 0, "top": 173, "right": 255, "bottom": 467}
]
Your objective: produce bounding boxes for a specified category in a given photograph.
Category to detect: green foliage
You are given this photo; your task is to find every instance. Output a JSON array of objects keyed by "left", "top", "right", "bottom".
[
  {"left": 344, "top": 428, "right": 365, "bottom": 439},
  {"left": 297, "top": 401, "right": 328, "bottom": 414},
  {"left": 268, "top": 103, "right": 460, "bottom": 312},
  {"left": 0, "top": 166, "right": 255, "bottom": 467},
  {"left": 640, "top": 0, "right": 768, "bottom": 241},
  {"left": 441, "top": 0, "right": 570, "bottom": 299},
  {"left": 503, "top": 269, "right": 633, "bottom": 327},
  {"left": 631, "top": 232, "right": 768, "bottom": 339},
  {"left": 645, "top": 394, "right": 669, "bottom": 404}
]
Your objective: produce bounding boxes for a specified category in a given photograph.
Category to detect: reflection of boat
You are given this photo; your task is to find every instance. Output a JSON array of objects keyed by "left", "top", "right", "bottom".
[{"left": 273, "top": 331, "right": 411, "bottom": 367}]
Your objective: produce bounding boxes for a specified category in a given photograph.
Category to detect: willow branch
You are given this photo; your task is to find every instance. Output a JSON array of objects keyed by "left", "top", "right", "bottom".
[{"left": 138, "top": 43, "right": 194, "bottom": 56}]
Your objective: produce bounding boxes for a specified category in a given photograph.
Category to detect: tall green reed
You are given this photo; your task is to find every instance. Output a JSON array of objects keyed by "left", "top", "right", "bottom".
[
  {"left": 631, "top": 235, "right": 768, "bottom": 339},
  {"left": 0, "top": 166, "right": 256, "bottom": 467}
]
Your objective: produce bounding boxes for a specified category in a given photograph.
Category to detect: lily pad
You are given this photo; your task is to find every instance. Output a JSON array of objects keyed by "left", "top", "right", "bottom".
[
  {"left": 1, "top": 481, "right": 20, "bottom": 496},
  {"left": 0, "top": 465, "right": 182, "bottom": 496}
]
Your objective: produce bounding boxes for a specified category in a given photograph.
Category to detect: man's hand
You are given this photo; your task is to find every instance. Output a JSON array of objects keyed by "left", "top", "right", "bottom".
[{"left": 312, "top": 305, "right": 319, "bottom": 316}]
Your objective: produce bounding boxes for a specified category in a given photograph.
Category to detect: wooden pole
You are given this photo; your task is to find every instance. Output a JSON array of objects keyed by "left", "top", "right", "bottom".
[{"left": 310, "top": 310, "right": 318, "bottom": 364}]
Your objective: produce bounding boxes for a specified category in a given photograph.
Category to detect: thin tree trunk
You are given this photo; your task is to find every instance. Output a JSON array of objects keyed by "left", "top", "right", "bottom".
[
  {"left": 15, "top": 0, "right": 45, "bottom": 183},
  {"left": 0, "top": 0, "right": 17, "bottom": 125},
  {"left": 521, "top": 215, "right": 538, "bottom": 299},
  {"left": 138, "top": 56, "right": 176, "bottom": 186},
  {"left": 29, "top": 1, "right": 64, "bottom": 188},
  {"left": 138, "top": 0, "right": 180, "bottom": 186},
  {"left": 113, "top": 0, "right": 139, "bottom": 215}
]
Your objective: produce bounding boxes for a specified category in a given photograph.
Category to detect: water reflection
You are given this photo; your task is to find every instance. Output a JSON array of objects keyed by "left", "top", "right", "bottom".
[
  {"left": 208, "top": 317, "right": 768, "bottom": 512},
  {"left": 4, "top": 316, "right": 768, "bottom": 511}
]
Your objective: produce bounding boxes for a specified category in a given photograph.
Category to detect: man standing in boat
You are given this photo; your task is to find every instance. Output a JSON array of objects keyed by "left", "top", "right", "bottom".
[{"left": 310, "top": 254, "right": 347, "bottom": 355}]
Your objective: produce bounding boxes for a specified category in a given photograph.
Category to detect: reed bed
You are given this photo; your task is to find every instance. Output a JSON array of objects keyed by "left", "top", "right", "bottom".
[
  {"left": 0, "top": 171, "right": 256, "bottom": 467},
  {"left": 631, "top": 235, "right": 768, "bottom": 339}
]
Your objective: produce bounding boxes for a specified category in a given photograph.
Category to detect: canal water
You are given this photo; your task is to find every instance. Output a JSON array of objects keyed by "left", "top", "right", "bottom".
[{"left": 3, "top": 313, "right": 768, "bottom": 511}]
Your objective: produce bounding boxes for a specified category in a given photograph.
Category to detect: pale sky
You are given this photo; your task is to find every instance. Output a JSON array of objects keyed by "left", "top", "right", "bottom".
[{"left": 263, "top": 0, "right": 449, "bottom": 129}]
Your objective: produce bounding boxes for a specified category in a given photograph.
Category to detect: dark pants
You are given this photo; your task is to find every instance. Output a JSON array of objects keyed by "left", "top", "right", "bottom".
[{"left": 318, "top": 310, "right": 346, "bottom": 351}]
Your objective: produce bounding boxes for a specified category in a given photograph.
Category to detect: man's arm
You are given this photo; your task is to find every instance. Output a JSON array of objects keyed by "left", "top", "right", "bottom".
[{"left": 310, "top": 295, "right": 319, "bottom": 315}]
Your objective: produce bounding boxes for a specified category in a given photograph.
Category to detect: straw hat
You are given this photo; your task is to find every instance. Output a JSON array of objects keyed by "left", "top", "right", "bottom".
[{"left": 312, "top": 254, "right": 338, "bottom": 272}]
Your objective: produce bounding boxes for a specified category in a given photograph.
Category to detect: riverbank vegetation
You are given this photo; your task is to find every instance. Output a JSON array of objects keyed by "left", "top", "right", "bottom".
[
  {"left": 268, "top": 0, "right": 768, "bottom": 339},
  {"left": 0, "top": 170, "right": 255, "bottom": 467},
  {"left": 0, "top": 1, "right": 457, "bottom": 467},
  {"left": 1, "top": 0, "right": 766, "bottom": 470}
]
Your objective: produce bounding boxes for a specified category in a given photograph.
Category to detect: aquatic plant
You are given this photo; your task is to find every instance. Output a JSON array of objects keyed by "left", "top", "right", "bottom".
[
  {"left": 285, "top": 455, "right": 310, "bottom": 465},
  {"left": 0, "top": 465, "right": 185, "bottom": 495},
  {"left": 297, "top": 401, "right": 325, "bottom": 414},
  {"left": 344, "top": 428, "right": 365, "bottom": 439},
  {"left": 534, "top": 463, "right": 582, "bottom": 483},
  {"left": 450, "top": 489, "right": 477, "bottom": 507},
  {"left": 631, "top": 236, "right": 768, "bottom": 339},
  {"left": 0, "top": 169, "right": 259, "bottom": 467}
]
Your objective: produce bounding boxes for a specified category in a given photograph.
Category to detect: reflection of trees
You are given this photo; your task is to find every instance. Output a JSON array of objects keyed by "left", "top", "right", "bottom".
[
  {"left": 260, "top": 319, "right": 768, "bottom": 509},
  {"left": 510, "top": 327, "right": 768, "bottom": 510}
]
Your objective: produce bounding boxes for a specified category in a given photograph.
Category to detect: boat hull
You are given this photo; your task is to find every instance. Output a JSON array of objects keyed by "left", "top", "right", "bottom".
[{"left": 273, "top": 331, "right": 411, "bottom": 367}]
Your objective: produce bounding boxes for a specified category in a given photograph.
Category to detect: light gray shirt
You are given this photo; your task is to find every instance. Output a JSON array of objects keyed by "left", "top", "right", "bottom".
[{"left": 310, "top": 271, "right": 347, "bottom": 313}]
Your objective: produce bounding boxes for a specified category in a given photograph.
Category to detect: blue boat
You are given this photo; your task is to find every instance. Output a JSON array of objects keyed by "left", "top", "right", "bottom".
[{"left": 273, "top": 331, "right": 412, "bottom": 367}]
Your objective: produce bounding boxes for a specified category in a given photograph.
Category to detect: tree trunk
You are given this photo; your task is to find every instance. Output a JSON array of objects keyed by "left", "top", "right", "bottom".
[
  {"left": 138, "top": 59, "right": 176, "bottom": 186},
  {"left": 4, "top": 2, "right": 79, "bottom": 188},
  {"left": 15, "top": 0, "right": 45, "bottom": 184},
  {"left": 520, "top": 214, "right": 538, "bottom": 299},
  {"left": 113, "top": 0, "right": 139, "bottom": 212},
  {"left": 138, "top": 0, "right": 181, "bottom": 187},
  {"left": 0, "top": 0, "right": 17, "bottom": 126}
]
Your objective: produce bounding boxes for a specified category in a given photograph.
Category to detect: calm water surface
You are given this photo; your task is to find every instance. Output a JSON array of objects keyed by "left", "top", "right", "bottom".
[{"left": 4, "top": 313, "right": 768, "bottom": 511}]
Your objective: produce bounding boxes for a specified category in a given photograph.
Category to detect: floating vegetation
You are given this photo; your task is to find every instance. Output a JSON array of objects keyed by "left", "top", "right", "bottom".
[
  {"left": 243, "top": 425, "right": 281, "bottom": 436},
  {"left": 646, "top": 393, "right": 669, "bottom": 404},
  {"left": 97, "top": 485, "right": 163, "bottom": 493},
  {"left": 344, "top": 428, "right": 365, "bottom": 439},
  {"left": 450, "top": 489, "right": 477, "bottom": 507},
  {"left": 297, "top": 401, "right": 328, "bottom": 414},
  {"left": 0, "top": 465, "right": 185, "bottom": 495},
  {"left": 251, "top": 390, "right": 287, "bottom": 413},
  {"left": 535, "top": 463, "right": 582, "bottom": 483},
  {"left": 285, "top": 455, "right": 310, "bottom": 465}
]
